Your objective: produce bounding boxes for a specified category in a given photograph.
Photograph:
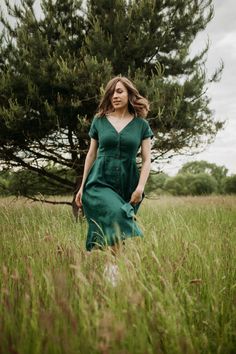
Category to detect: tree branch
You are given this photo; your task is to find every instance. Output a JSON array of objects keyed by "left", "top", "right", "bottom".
[
  {"left": 25, "top": 195, "right": 72, "bottom": 206},
  {"left": 4, "top": 149, "right": 75, "bottom": 188}
]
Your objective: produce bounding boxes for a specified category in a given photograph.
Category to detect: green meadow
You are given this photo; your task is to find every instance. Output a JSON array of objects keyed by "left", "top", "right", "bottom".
[{"left": 0, "top": 195, "right": 236, "bottom": 354}]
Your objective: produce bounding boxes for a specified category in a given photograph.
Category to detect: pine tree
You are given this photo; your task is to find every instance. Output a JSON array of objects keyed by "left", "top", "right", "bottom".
[
  {"left": 86, "top": 0, "right": 224, "bottom": 155},
  {"left": 0, "top": 0, "right": 112, "bottom": 207},
  {"left": 0, "top": 0, "right": 224, "bottom": 208}
]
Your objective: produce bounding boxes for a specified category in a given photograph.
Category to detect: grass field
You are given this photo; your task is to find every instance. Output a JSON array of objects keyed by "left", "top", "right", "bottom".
[{"left": 0, "top": 195, "right": 236, "bottom": 354}]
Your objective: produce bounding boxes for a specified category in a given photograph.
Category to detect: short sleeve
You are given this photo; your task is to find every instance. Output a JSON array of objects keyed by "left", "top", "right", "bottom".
[
  {"left": 142, "top": 119, "right": 154, "bottom": 140},
  {"left": 88, "top": 117, "right": 98, "bottom": 140}
]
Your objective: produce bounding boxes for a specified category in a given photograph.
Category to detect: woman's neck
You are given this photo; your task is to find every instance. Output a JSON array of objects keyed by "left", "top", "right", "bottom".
[{"left": 109, "top": 108, "right": 133, "bottom": 119}]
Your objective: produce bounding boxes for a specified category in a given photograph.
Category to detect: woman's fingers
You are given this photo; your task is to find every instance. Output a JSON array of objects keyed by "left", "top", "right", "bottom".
[
  {"left": 75, "top": 192, "right": 82, "bottom": 207},
  {"left": 129, "top": 192, "right": 142, "bottom": 205}
]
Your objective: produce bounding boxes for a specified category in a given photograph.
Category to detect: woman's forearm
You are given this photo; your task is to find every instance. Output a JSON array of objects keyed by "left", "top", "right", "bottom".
[
  {"left": 80, "top": 153, "right": 97, "bottom": 189},
  {"left": 137, "top": 160, "right": 151, "bottom": 191}
]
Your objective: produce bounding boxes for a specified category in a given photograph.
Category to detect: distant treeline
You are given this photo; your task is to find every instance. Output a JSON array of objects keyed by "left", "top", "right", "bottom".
[
  {"left": 0, "top": 160, "right": 236, "bottom": 197},
  {"left": 146, "top": 161, "right": 236, "bottom": 196}
]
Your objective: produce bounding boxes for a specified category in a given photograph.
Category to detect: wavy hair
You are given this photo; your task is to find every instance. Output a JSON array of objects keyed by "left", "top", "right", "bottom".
[{"left": 96, "top": 76, "right": 150, "bottom": 118}]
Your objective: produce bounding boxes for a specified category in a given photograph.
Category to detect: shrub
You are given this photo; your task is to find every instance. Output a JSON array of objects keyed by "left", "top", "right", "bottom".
[
  {"left": 164, "top": 173, "right": 217, "bottom": 196},
  {"left": 223, "top": 175, "right": 236, "bottom": 194}
]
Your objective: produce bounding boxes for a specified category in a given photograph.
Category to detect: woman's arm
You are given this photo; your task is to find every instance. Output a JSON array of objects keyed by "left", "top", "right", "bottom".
[
  {"left": 130, "top": 138, "right": 151, "bottom": 205},
  {"left": 75, "top": 138, "right": 98, "bottom": 207}
]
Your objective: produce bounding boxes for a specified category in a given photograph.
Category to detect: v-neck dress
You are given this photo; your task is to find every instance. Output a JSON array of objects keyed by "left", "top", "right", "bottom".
[{"left": 81, "top": 115, "right": 154, "bottom": 251}]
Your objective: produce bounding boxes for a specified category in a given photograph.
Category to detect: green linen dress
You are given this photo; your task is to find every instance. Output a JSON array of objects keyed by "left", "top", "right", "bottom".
[{"left": 82, "top": 115, "right": 154, "bottom": 251}]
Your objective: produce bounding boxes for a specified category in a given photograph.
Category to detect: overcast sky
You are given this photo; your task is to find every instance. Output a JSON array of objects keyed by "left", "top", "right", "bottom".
[
  {"left": 165, "top": 0, "right": 236, "bottom": 175},
  {"left": 1, "top": 0, "right": 236, "bottom": 175}
]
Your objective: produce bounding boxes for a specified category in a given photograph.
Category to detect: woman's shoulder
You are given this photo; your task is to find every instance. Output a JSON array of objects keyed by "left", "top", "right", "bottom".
[
  {"left": 90, "top": 115, "right": 106, "bottom": 125},
  {"left": 132, "top": 116, "right": 154, "bottom": 140},
  {"left": 92, "top": 115, "right": 106, "bottom": 122},
  {"left": 135, "top": 116, "right": 150, "bottom": 127}
]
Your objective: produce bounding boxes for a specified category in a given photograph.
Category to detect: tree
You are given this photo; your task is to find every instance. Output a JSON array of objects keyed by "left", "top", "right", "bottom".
[
  {"left": 163, "top": 172, "right": 217, "bottom": 196},
  {"left": 0, "top": 0, "right": 113, "bottom": 210},
  {"left": 164, "top": 174, "right": 191, "bottom": 196},
  {"left": 187, "top": 173, "right": 217, "bottom": 195},
  {"left": 145, "top": 172, "right": 169, "bottom": 195},
  {"left": 86, "top": 0, "right": 223, "bottom": 157},
  {"left": 178, "top": 160, "right": 228, "bottom": 193},
  {"left": 0, "top": 169, "right": 11, "bottom": 196},
  {"left": 223, "top": 175, "right": 236, "bottom": 194},
  {"left": 0, "top": 166, "right": 76, "bottom": 197},
  {"left": 0, "top": 0, "right": 223, "bottom": 210}
]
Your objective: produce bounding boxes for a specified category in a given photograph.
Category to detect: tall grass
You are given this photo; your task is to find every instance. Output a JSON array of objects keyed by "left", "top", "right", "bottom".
[{"left": 0, "top": 195, "right": 236, "bottom": 354}]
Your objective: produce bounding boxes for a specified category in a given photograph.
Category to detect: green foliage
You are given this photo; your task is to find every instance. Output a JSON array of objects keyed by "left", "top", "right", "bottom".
[
  {"left": 164, "top": 174, "right": 191, "bottom": 196},
  {"left": 0, "top": 0, "right": 113, "bottom": 189},
  {"left": 0, "top": 170, "right": 11, "bottom": 195},
  {"left": 1, "top": 160, "right": 231, "bottom": 197},
  {"left": 0, "top": 167, "right": 76, "bottom": 196},
  {"left": 86, "top": 0, "right": 224, "bottom": 153},
  {"left": 145, "top": 172, "right": 169, "bottom": 194},
  {"left": 0, "top": 0, "right": 224, "bottom": 198},
  {"left": 223, "top": 175, "right": 236, "bottom": 194},
  {"left": 178, "top": 160, "right": 228, "bottom": 193},
  {"left": 164, "top": 172, "right": 217, "bottom": 196},
  {"left": 188, "top": 172, "right": 218, "bottom": 195}
]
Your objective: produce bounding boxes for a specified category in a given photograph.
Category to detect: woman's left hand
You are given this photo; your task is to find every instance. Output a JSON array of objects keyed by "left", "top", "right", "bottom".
[{"left": 129, "top": 187, "right": 143, "bottom": 205}]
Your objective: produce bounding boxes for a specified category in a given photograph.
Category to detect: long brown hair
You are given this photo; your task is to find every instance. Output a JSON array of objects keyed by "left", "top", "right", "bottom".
[{"left": 96, "top": 76, "right": 150, "bottom": 118}]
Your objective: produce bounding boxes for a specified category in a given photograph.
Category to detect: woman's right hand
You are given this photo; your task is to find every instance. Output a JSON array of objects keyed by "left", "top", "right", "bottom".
[{"left": 75, "top": 188, "right": 83, "bottom": 208}]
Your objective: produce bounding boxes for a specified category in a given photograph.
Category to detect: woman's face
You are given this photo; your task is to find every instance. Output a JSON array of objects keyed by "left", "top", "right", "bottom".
[{"left": 111, "top": 81, "right": 129, "bottom": 111}]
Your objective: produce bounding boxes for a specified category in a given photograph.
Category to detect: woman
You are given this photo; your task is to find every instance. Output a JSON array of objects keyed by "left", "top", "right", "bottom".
[{"left": 75, "top": 76, "right": 154, "bottom": 253}]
